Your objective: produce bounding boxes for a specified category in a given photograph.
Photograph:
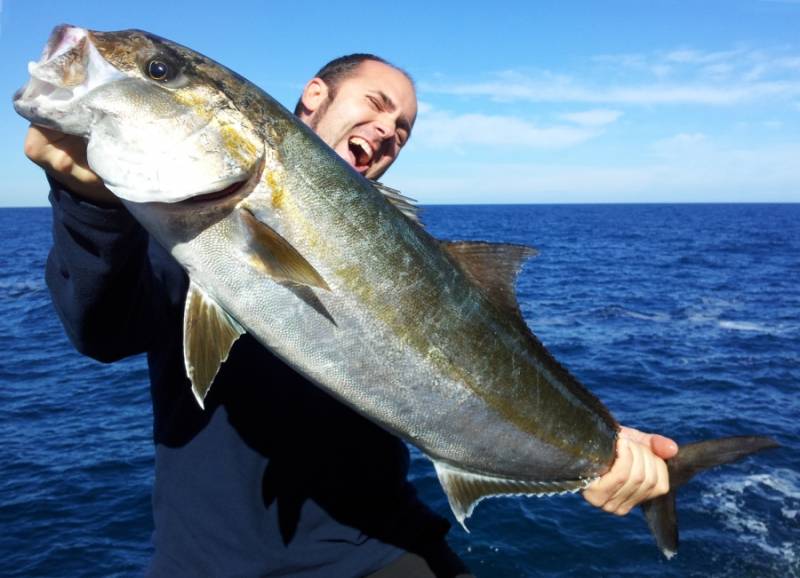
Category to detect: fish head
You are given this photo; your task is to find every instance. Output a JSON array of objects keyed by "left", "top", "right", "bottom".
[{"left": 14, "top": 25, "right": 264, "bottom": 204}]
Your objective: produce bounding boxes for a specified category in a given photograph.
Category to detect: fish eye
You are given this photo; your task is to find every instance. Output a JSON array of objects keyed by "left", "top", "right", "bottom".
[{"left": 147, "top": 60, "right": 171, "bottom": 81}]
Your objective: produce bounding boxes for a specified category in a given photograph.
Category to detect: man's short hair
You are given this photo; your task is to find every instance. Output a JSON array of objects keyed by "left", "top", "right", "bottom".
[{"left": 293, "top": 54, "right": 412, "bottom": 116}]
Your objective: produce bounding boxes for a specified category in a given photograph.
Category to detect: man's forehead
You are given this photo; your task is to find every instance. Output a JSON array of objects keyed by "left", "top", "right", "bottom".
[
  {"left": 348, "top": 60, "right": 413, "bottom": 90},
  {"left": 346, "top": 60, "right": 417, "bottom": 117}
]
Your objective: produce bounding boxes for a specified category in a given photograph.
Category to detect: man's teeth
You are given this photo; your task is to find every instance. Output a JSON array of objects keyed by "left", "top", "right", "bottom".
[{"left": 349, "top": 136, "right": 373, "bottom": 165}]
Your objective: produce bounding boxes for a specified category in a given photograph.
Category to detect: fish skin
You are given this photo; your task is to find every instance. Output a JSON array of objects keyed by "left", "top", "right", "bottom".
[
  {"left": 16, "top": 23, "right": 618, "bottom": 483},
  {"left": 14, "top": 25, "right": 779, "bottom": 556}
]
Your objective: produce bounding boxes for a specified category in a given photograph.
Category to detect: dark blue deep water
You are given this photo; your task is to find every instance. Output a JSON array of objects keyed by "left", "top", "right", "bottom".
[{"left": 1, "top": 204, "right": 798, "bottom": 577}]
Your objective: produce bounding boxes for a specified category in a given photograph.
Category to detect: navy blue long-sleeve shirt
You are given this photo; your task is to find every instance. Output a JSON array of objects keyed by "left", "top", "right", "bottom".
[{"left": 45, "top": 180, "right": 451, "bottom": 577}]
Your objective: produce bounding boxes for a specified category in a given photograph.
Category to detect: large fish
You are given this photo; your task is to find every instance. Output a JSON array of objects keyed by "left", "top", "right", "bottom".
[{"left": 14, "top": 25, "right": 778, "bottom": 558}]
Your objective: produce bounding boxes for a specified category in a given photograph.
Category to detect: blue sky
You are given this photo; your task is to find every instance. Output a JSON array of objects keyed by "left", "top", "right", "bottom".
[{"left": 2, "top": 0, "right": 799, "bottom": 206}]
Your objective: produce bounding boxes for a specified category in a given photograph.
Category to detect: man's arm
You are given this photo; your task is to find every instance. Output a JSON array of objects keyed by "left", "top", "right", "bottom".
[
  {"left": 583, "top": 426, "right": 678, "bottom": 514},
  {"left": 28, "top": 125, "right": 177, "bottom": 361}
]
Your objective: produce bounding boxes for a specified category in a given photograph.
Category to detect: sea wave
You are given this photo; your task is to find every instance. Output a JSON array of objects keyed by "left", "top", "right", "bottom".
[
  {"left": 699, "top": 469, "right": 800, "bottom": 568},
  {"left": 0, "top": 278, "right": 46, "bottom": 297}
]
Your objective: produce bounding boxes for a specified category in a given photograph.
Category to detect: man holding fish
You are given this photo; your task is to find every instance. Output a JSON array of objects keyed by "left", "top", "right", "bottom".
[{"left": 23, "top": 50, "right": 676, "bottom": 577}]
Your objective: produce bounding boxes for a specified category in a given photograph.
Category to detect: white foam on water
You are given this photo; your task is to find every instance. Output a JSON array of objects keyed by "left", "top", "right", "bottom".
[
  {"left": 621, "top": 309, "right": 670, "bottom": 322},
  {"left": 0, "top": 279, "right": 46, "bottom": 294},
  {"left": 718, "top": 320, "right": 777, "bottom": 333},
  {"left": 699, "top": 469, "right": 800, "bottom": 566}
]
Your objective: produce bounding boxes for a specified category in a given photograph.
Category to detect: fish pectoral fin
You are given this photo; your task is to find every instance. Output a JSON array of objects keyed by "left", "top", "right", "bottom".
[
  {"left": 241, "top": 207, "right": 330, "bottom": 291},
  {"left": 372, "top": 181, "right": 422, "bottom": 226},
  {"left": 183, "top": 282, "right": 245, "bottom": 408},
  {"left": 432, "top": 460, "right": 589, "bottom": 531},
  {"left": 442, "top": 241, "right": 537, "bottom": 321}
]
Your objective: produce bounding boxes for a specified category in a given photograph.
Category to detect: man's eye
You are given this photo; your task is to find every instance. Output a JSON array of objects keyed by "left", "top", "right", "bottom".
[{"left": 367, "top": 96, "right": 380, "bottom": 109}]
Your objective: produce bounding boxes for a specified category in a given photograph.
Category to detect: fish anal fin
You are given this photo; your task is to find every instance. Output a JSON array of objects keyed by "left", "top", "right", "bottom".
[
  {"left": 183, "top": 282, "right": 245, "bottom": 408},
  {"left": 432, "top": 460, "right": 590, "bottom": 531},
  {"left": 442, "top": 241, "right": 537, "bottom": 322},
  {"left": 240, "top": 207, "right": 330, "bottom": 291}
]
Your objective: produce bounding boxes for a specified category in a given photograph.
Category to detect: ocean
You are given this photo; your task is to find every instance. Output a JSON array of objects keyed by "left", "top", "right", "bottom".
[{"left": 1, "top": 204, "right": 797, "bottom": 577}]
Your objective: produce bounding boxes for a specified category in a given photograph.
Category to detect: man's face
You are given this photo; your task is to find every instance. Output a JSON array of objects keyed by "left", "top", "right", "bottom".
[{"left": 302, "top": 60, "right": 417, "bottom": 180}]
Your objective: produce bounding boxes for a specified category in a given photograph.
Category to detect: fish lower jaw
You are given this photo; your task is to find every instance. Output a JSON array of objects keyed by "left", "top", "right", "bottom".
[
  {"left": 14, "top": 78, "right": 76, "bottom": 115},
  {"left": 14, "top": 69, "right": 92, "bottom": 133}
]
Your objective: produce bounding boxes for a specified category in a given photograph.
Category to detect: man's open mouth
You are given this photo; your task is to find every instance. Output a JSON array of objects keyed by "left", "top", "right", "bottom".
[{"left": 348, "top": 136, "right": 374, "bottom": 172}]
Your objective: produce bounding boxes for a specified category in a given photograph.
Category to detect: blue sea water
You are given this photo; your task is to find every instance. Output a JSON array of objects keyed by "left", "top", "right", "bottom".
[{"left": 0, "top": 204, "right": 798, "bottom": 577}]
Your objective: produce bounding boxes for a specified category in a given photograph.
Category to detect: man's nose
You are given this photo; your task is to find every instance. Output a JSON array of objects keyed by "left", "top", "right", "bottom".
[{"left": 373, "top": 115, "right": 396, "bottom": 141}]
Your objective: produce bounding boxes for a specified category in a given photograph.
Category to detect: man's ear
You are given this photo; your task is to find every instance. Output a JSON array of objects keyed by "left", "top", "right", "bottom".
[{"left": 300, "top": 78, "right": 330, "bottom": 115}]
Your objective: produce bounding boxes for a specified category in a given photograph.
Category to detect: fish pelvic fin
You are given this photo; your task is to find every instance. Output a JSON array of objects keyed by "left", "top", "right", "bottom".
[
  {"left": 183, "top": 282, "right": 245, "bottom": 408},
  {"left": 642, "top": 435, "right": 780, "bottom": 559},
  {"left": 432, "top": 460, "right": 591, "bottom": 531}
]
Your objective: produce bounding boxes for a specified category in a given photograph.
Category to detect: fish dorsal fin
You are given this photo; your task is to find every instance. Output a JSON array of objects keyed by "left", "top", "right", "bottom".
[
  {"left": 372, "top": 181, "right": 422, "bottom": 225},
  {"left": 183, "top": 282, "right": 245, "bottom": 408},
  {"left": 445, "top": 240, "right": 619, "bottom": 433},
  {"left": 241, "top": 207, "right": 330, "bottom": 291},
  {"left": 433, "top": 460, "right": 591, "bottom": 531},
  {"left": 442, "top": 241, "right": 537, "bottom": 319}
]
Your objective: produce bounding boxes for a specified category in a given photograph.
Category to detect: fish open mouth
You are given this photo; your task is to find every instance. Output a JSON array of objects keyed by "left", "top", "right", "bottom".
[
  {"left": 13, "top": 25, "right": 124, "bottom": 126},
  {"left": 20, "top": 27, "right": 89, "bottom": 98},
  {"left": 348, "top": 136, "right": 374, "bottom": 172}
]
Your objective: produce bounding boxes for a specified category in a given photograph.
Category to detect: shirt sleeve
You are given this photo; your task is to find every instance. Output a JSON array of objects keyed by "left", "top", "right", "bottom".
[{"left": 45, "top": 176, "right": 183, "bottom": 361}]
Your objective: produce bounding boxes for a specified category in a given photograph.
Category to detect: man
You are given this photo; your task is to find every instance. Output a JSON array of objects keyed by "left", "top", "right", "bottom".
[{"left": 24, "top": 54, "right": 677, "bottom": 577}]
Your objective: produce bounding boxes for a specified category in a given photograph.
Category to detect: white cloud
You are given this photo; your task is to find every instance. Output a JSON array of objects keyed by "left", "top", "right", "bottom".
[
  {"left": 392, "top": 143, "right": 800, "bottom": 204},
  {"left": 664, "top": 48, "right": 746, "bottom": 65},
  {"left": 423, "top": 47, "right": 800, "bottom": 106},
  {"left": 401, "top": 45, "right": 800, "bottom": 204},
  {"left": 651, "top": 132, "right": 709, "bottom": 157},
  {"left": 559, "top": 109, "right": 622, "bottom": 126},
  {"left": 416, "top": 101, "right": 433, "bottom": 114},
  {"left": 425, "top": 76, "right": 800, "bottom": 106},
  {"left": 412, "top": 107, "right": 604, "bottom": 149}
]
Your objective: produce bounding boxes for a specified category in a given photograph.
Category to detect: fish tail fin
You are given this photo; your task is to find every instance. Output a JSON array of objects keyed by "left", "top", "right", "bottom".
[{"left": 641, "top": 435, "right": 780, "bottom": 559}]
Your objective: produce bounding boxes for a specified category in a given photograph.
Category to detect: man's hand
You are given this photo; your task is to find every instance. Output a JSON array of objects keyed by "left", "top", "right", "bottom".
[
  {"left": 24, "top": 125, "right": 119, "bottom": 205},
  {"left": 582, "top": 426, "right": 678, "bottom": 515}
]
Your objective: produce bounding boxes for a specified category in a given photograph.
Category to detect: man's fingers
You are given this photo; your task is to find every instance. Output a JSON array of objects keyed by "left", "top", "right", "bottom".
[
  {"left": 583, "top": 438, "right": 632, "bottom": 508},
  {"left": 583, "top": 432, "right": 673, "bottom": 516},
  {"left": 24, "top": 125, "right": 52, "bottom": 164},
  {"left": 619, "top": 426, "right": 678, "bottom": 459},
  {"left": 23, "top": 124, "right": 117, "bottom": 203},
  {"left": 25, "top": 125, "right": 82, "bottom": 167},
  {"left": 611, "top": 442, "right": 657, "bottom": 514},
  {"left": 651, "top": 434, "right": 679, "bottom": 459}
]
